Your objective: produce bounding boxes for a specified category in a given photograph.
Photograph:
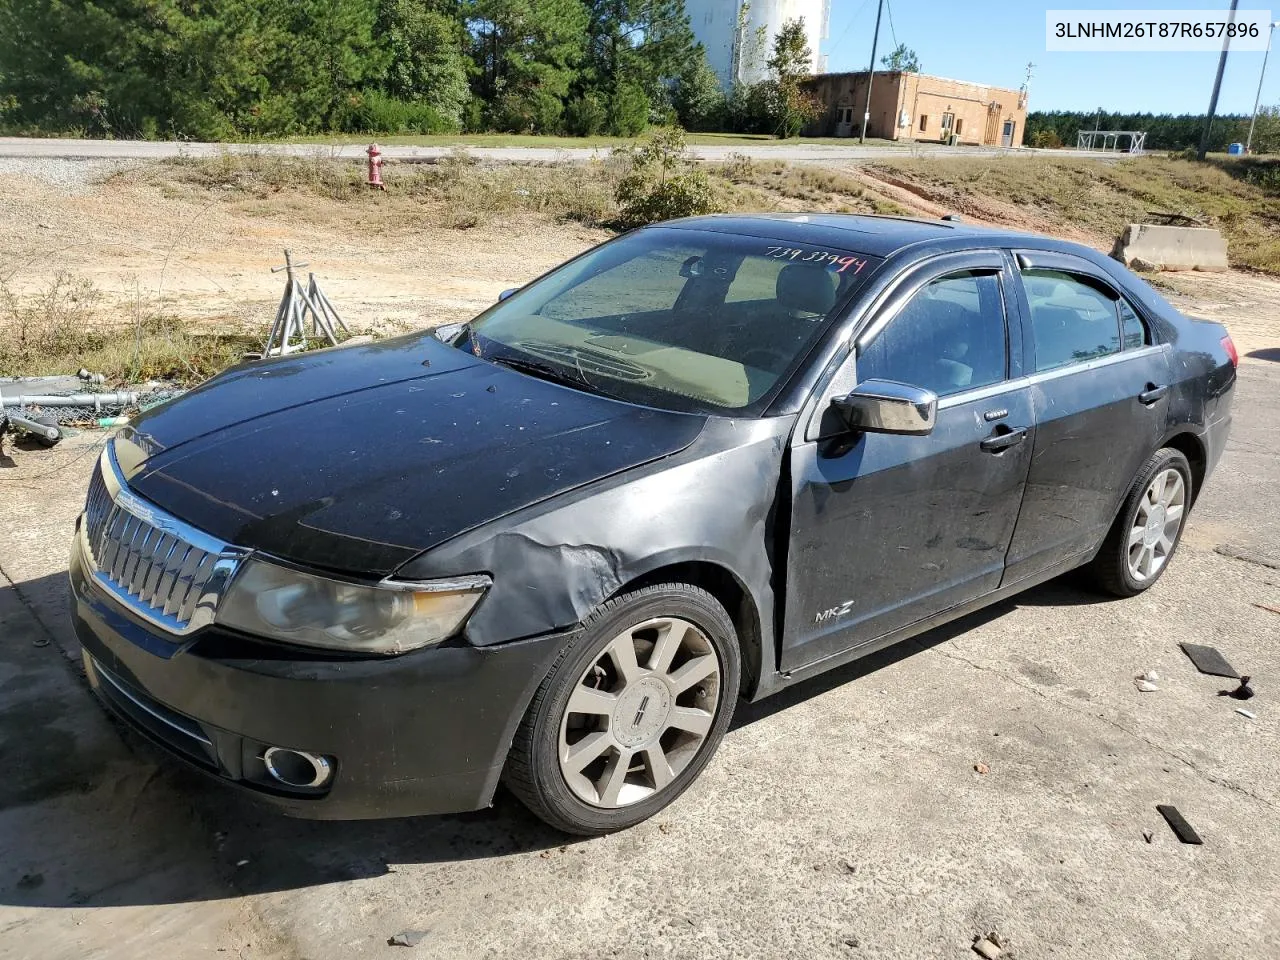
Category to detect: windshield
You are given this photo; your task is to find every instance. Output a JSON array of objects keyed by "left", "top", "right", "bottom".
[{"left": 459, "top": 227, "right": 881, "bottom": 416}]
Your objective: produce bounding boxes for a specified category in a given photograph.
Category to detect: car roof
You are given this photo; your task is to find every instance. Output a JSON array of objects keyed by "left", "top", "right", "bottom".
[{"left": 661, "top": 213, "right": 1081, "bottom": 260}]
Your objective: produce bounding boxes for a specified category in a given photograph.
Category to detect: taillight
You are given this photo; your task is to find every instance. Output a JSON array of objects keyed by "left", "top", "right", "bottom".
[{"left": 1221, "top": 334, "right": 1239, "bottom": 367}]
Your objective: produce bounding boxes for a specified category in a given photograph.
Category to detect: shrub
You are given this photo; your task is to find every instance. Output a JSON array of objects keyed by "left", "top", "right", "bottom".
[
  {"left": 564, "top": 94, "right": 608, "bottom": 136},
  {"left": 340, "top": 90, "right": 457, "bottom": 134},
  {"left": 1031, "top": 129, "right": 1063, "bottom": 149},
  {"left": 614, "top": 128, "right": 718, "bottom": 227}
]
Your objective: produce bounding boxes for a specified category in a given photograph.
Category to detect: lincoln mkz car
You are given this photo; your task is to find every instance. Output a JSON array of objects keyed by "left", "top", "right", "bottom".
[{"left": 70, "top": 215, "right": 1237, "bottom": 834}]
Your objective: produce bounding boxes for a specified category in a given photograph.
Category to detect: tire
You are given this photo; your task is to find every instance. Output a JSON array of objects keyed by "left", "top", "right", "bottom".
[
  {"left": 1090, "top": 447, "right": 1193, "bottom": 597},
  {"left": 505, "top": 583, "right": 741, "bottom": 836}
]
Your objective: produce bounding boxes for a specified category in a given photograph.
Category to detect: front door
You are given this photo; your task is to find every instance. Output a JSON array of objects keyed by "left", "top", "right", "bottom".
[
  {"left": 780, "top": 254, "right": 1034, "bottom": 672},
  {"left": 1002, "top": 255, "right": 1173, "bottom": 584},
  {"left": 1001, "top": 120, "right": 1016, "bottom": 147}
]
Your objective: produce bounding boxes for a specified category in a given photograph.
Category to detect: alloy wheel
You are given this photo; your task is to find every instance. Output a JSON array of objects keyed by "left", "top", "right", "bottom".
[
  {"left": 1126, "top": 467, "right": 1186, "bottom": 582},
  {"left": 557, "top": 617, "right": 721, "bottom": 809}
]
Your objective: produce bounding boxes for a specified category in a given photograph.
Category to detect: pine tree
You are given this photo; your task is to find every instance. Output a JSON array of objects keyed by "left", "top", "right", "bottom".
[
  {"left": 377, "top": 0, "right": 471, "bottom": 124},
  {"left": 880, "top": 43, "right": 920, "bottom": 73}
]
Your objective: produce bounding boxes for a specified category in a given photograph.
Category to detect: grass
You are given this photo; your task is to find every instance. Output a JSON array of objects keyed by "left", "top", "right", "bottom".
[
  {"left": 866, "top": 154, "right": 1280, "bottom": 272},
  {"left": 0, "top": 273, "right": 261, "bottom": 383}
]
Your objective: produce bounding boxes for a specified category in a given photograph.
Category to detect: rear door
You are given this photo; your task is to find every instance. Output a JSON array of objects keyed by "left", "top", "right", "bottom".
[
  {"left": 1003, "top": 250, "right": 1173, "bottom": 585},
  {"left": 780, "top": 251, "right": 1034, "bottom": 671}
]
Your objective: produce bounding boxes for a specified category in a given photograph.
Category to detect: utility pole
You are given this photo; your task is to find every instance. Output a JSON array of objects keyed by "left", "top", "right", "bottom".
[
  {"left": 1199, "top": 0, "right": 1241, "bottom": 160},
  {"left": 859, "top": 0, "right": 885, "bottom": 144},
  {"left": 1247, "top": 20, "right": 1280, "bottom": 153}
]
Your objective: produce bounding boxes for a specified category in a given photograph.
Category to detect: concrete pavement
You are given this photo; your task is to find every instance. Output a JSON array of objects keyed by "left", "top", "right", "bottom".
[{"left": 0, "top": 362, "right": 1276, "bottom": 959}]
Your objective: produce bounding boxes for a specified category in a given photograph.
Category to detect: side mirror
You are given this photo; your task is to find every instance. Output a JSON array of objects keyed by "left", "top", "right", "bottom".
[
  {"left": 833, "top": 379, "right": 937, "bottom": 436},
  {"left": 498, "top": 288, "right": 518, "bottom": 302}
]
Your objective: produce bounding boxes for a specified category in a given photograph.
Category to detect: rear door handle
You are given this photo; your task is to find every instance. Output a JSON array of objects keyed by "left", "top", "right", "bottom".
[
  {"left": 980, "top": 426, "right": 1028, "bottom": 453},
  {"left": 1139, "top": 383, "right": 1169, "bottom": 405}
]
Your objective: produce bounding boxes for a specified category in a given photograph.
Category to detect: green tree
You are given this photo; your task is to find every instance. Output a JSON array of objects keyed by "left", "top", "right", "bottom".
[
  {"left": 880, "top": 42, "right": 920, "bottom": 73},
  {"left": 671, "top": 48, "right": 726, "bottom": 131},
  {"left": 376, "top": 0, "right": 471, "bottom": 125},
  {"left": 468, "top": 0, "right": 589, "bottom": 133},
  {"left": 764, "top": 17, "right": 818, "bottom": 138}
]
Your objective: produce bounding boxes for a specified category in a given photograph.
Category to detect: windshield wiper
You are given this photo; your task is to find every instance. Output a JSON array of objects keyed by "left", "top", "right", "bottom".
[{"left": 486, "top": 354, "right": 593, "bottom": 391}]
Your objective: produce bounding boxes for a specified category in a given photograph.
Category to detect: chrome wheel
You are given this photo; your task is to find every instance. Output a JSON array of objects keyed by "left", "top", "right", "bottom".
[
  {"left": 557, "top": 616, "right": 722, "bottom": 809},
  {"left": 1126, "top": 467, "right": 1186, "bottom": 582}
]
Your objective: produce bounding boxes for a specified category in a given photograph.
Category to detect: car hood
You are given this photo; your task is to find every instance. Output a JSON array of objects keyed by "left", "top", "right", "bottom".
[{"left": 116, "top": 333, "right": 705, "bottom": 575}]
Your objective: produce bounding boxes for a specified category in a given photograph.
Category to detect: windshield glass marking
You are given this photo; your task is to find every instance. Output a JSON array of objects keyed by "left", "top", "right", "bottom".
[{"left": 765, "top": 247, "right": 870, "bottom": 274}]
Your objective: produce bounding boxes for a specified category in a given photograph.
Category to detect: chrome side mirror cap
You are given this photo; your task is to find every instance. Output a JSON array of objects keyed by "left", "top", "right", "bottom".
[
  {"left": 833, "top": 379, "right": 938, "bottom": 436},
  {"left": 498, "top": 287, "right": 518, "bottom": 302}
]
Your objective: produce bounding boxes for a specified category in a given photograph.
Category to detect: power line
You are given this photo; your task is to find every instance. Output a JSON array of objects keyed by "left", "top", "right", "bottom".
[
  {"left": 827, "top": 0, "right": 875, "bottom": 62},
  {"left": 886, "top": 0, "right": 898, "bottom": 53}
]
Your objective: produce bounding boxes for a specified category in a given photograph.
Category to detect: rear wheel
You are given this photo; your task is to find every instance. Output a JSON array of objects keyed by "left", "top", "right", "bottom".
[
  {"left": 1090, "top": 447, "right": 1192, "bottom": 597},
  {"left": 505, "top": 583, "right": 740, "bottom": 835}
]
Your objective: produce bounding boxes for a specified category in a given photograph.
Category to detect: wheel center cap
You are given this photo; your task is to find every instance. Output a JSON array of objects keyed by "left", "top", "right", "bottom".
[
  {"left": 613, "top": 676, "right": 672, "bottom": 748},
  {"left": 1145, "top": 505, "right": 1167, "bottom": 546}
]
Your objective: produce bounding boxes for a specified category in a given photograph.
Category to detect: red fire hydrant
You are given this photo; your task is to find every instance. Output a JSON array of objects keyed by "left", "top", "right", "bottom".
[{"left": 366, "top": 143, "right": 385, "bottom": 190}]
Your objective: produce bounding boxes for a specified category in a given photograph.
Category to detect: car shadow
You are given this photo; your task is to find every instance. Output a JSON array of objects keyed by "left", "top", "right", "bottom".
[
  {"left": 1, "top": 567, "right": 1107, "bottom": 909},
  {"left": 1246, "top": 347, "right": 1280, "bottom": 363}
]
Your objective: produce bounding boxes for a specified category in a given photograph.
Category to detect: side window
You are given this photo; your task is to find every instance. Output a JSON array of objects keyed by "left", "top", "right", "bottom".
[
  {"left": 1119, "top": 297, "right": 1149, "bottom": 349},
  {"left": 857, "top": 271, "right": 1008, "bottom": 397},
  {"left": 1022, "top": 269, "right": 1122, "bottom": 372}
]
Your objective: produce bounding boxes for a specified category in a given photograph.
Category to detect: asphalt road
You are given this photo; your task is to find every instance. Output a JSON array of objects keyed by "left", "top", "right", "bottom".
[
  {"left": 0, "top": 136, "right": 1122, "bottom": 164},
  {"left": 0, "top": 360, "right": 1276, "bottom": 960}
]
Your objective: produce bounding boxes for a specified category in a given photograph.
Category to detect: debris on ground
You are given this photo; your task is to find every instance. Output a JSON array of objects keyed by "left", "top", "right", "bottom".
[
  {"left": 1135, "top": 670, "right": 1161, "bottom": 692},
  {"left": 842, "top": 934, "right": 861, "bottom": 948},
  {"left": 1224, "top": 676, "right": 1256, "bottom": 701},
  {"left": 1156, "top": 804, "right": 1204, "bottom": 845},
  {"left": 388, "top": 930, "right": 428, "bottom": 948},
  {"left": 259, "top": 249, "right": 349, "bottom": 358},
  {"left": 972, "top": 935, "right": 1003, "bottom": 958},
  {"left": 1236, "top": 707, "right": 1257, "bottom": 720},
  {"left": 974, "top": 762, "right": 990, "bottom": 775},
  {"left": 1179, "top": 643, "right": 1240, "bottom": 679},
  {"left": 1253, "top": 602, "right": 1280, "bottom": 616},
  {"left": 1143, "top": 829, "right": 1155, "bottom": 843}
]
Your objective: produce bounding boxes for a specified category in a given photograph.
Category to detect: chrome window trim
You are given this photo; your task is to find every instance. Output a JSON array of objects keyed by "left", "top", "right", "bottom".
[
  {"left": 938, "top": 344, "right": 1165, "bottom": 410},
  {"left": 802, "top": 250, "right": 1007, "bottom": 442}
]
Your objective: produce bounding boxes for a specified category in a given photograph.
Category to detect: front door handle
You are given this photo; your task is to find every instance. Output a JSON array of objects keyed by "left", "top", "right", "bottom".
[
  {"left": 980, "top": 426, "right": 1028, "bottom": 453},
  {"left": 1139, "top": 383, "right": 1169, "bottom": 405}
]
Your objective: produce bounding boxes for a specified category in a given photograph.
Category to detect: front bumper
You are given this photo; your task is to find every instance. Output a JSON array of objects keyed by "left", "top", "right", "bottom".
[{"left": 69, "top": 523, "right": 565, "bottom": 819}]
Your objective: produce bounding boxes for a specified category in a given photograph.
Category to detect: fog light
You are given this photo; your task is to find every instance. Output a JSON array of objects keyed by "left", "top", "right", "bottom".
[{"left": 262, "top": 747, "right": 334, "bottom": 789}]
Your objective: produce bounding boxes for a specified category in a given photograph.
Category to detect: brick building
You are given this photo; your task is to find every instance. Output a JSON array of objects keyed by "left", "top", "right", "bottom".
[{"left": 802, "top": 71, "right": 1028, "bottom": 147}]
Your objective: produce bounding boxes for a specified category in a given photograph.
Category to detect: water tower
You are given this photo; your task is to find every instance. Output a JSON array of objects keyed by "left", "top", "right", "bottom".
[{"left": 687, "top": 0, "right": 829, "bottom": 88}]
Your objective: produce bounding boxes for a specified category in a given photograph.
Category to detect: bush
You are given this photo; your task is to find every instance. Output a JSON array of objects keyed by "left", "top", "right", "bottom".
[
  {"left": 607, "top": 81, "right": 650, "bottom": 136},
  {"left": 340, "top": 90, "right": 458, "bottom": 134},
  {"left": 564, "top": 93, "right": 608, "bottom": 136},
  {"left": 1031, "top": 129, "right": 1063, "bottom": 149},
  {"left": 614, "top": 128, "right": 718, "bottom": 227}
]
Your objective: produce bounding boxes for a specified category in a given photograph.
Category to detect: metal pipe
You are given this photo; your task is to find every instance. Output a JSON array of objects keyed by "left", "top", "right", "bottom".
[
  {"left": 1, "top": 392, "right": 139, "bottom": 408},
  {"left": 5, "top": 412, "right": 61, "bottom": 443},
  {"left": 1246, "top": 21, "right": 1280, "bottom": 153}
]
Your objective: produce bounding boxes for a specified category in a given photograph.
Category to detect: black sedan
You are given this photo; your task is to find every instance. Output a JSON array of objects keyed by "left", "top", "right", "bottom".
[{"left": 69, "top": 214, "right": 1237, "bottom": 835}]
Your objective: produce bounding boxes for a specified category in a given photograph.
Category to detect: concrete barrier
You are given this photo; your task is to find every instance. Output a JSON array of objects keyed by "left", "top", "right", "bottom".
[{"left": 1111, "top": 224, "right": 1229, "bottom": 272}]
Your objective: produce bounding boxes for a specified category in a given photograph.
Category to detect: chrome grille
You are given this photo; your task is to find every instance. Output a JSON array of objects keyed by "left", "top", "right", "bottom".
[{"left": 81, "top": 446, "right": 241, "bottom": 636}]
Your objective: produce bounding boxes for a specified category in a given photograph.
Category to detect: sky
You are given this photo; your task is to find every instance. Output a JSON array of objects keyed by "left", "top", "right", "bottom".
[{"left": 821, "top": 0, "right": 1279, "bottom": 114}]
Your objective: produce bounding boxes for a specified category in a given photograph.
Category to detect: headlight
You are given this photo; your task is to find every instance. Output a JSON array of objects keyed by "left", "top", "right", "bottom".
[{"left": 217, "top": 558, "right": 490, "bottom": 655}]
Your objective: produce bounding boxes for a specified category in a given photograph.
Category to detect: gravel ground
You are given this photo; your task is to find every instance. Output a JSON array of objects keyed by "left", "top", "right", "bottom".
[{"left": 0, "top": 157, "right": 139, "bottom": 191}]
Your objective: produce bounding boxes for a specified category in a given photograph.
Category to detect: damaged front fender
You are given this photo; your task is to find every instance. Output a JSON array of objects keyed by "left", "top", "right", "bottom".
[{"left": 399, "top": 417, "right": 793, "bottom": 692}]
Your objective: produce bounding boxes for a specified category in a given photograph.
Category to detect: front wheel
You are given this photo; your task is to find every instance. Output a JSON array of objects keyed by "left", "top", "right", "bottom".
[
  {"left": 1090, "top": 447, "right": 1193, "bottom": 597},
  {"left": 505, "top": 583, "right": 740, "bottom": 836}
]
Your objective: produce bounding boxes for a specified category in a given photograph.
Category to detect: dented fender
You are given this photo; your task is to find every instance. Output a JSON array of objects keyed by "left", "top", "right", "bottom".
[{"left": 399, "top": 417, "right": 794, "bottom": 690}]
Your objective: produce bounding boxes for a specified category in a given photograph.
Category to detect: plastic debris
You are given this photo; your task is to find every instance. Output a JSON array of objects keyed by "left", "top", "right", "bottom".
[
  {"left": 1135, "top": 671, "right": 1160, "bottom": 692},
  {"left": 388, "top": 930, "right": 428, "bottom": 948},
  {"left": 1179, "top": 643, "right": 1240, "bottom": 679},
  {"left": 1227, "top": 676, "right": 1255, "bottom": 701},
  {"left": 1236, "top": 707, "right": 1257, "bottom": 720},
  {"left": 972, "top": 936, "right": 1002, "bottom": 958},
  {"left": 1156, "top": 804, "right": 1203, "bottom": 845},
  {"left": 974, "top": 762, "right": 990, "bottom": 775}
]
